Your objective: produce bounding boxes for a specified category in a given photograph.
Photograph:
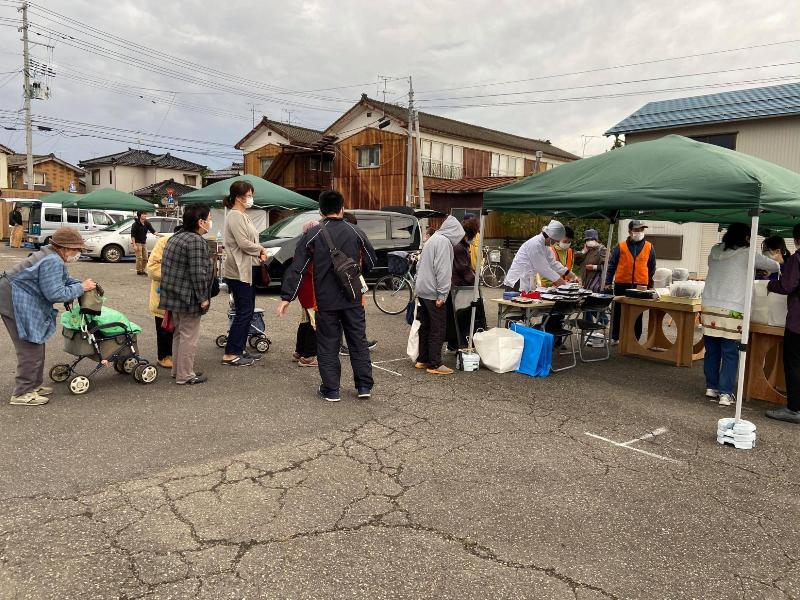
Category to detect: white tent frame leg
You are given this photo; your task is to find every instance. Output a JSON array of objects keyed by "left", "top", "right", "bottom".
[{"left": 733, "top": 211, "right": 760, "bottom": 422}]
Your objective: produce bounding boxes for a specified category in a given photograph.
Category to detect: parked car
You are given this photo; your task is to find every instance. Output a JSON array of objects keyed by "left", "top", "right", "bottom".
[
  {"left": 258, "top": 209, "right": 422, "bottom": 288},
  {"left": 82, "top": 216, "right": 180, "bottom": 262},
  {"left": 26, "top": 202, "right": 123, "bottom": 247}
]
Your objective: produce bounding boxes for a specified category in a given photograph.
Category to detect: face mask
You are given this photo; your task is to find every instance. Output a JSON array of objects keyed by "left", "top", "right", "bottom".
[
  {"left": 200, "top": 219, "right": 212, "bottom": 233},
  {"left": 66, "top": 252, "right": 80, "bottom": 263},
  {"left": 558, "top": 241, "right": 571, "bottom": 250},
  {"left": 631, "top": 232, "right": 645, "bottom": 242},
  {"left": 243, "top": 197, "right": 254, "bottom": 209},
  {"left": 586, "top": 240, "right": 599, "bottom": 248}
]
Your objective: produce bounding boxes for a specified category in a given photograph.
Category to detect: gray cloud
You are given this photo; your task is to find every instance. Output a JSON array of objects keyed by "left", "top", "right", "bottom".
[{"left": 0, "top": 0, "right": 797, "bottom": 168}]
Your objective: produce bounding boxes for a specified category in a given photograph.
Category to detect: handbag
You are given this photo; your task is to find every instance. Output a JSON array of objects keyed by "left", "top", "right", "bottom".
[
  {"left": 161, "top": 310, "right": 175, "bottom": 333},
  {"left": 320, "top": 224, "right": 363, "bottom": 303},
  {"left": 406, "top": 300, "right": 420, "bottom": 360},
  {"left": 78, "top": 283, "right": 105, "bottom": 316},
  {"left": 508, "top": 322, "right": 553, "bottom": 377},
  {"left": 207, "top": 260, "right": 220, "bottom": 299}
]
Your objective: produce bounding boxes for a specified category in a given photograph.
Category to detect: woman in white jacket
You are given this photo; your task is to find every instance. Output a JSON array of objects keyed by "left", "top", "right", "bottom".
[{"left": 701, "top": 223, "right": 780, "bottom": 406}]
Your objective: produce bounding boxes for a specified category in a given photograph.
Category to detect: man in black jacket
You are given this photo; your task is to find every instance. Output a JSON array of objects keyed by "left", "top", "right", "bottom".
[{"left": 277, "top": 191, "right": 377, "bottom": 402}]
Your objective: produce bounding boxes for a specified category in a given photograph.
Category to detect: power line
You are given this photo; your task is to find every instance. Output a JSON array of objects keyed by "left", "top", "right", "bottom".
[{"left": 417, "top": 38, "right": 800, "bottom": 95}]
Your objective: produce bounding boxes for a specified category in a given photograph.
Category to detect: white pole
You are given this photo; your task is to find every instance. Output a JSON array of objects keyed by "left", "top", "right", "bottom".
[
  {"left": 733, "top": 212, "right": 760, "bottom": 422},
  {"left": 600, "top": 221, "right": 615, "bottom": 289},
  {"left": 467, "top": 211, "right": 487, "bottom": 351}
]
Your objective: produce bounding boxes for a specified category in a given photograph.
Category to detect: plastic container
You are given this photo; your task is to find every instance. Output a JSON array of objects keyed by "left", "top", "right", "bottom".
[{"left": 503, "top": 291, "right": 521, "bottom": 301}]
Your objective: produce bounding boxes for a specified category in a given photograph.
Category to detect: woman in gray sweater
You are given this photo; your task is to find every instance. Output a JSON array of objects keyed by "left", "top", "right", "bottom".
[{"left": 221, "top": 181, "right": 267, "bottom": 367}]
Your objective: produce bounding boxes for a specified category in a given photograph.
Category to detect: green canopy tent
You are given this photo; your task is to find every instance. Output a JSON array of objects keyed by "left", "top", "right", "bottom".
[
  {"left": 480, "top": 135, "right": 800, "bottom": 424},
  {"left": 40, "top": 191, "right": 84, "bottom": 204},
  {"left": 62, "top": 188, "right": 157, "bottom": 212},
  {"left": 178, "top": 174, "right": 318, "bottom": 210}
]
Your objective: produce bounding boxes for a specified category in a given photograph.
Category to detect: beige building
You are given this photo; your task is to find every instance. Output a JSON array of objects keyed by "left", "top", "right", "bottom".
[
  {"left": 79, "top": 148, "right": 206, "bottom": 193},
  {"left": 606, "top": 82, "right": 800, "bottom": 276}
]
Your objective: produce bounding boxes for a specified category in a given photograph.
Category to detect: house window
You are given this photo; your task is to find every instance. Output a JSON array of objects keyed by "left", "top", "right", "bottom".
[
  {"left": 22, "top": 171, "right": 46, "bottom": 187},
  {"left": 689, "top": 133, "right": 737, "bottom": 150},
  {"left": 647, "top": 234, "right": 683, "bottom": 260},
  {"left": 260, "top": 157, "right": 274, "bottom": 176},
  {"left": 420, "top": 140, "right": 464, "bottom": 179},
  {"left": 109, "top": 170, "right": 113, "bottom": 184},
  {"left": 91, "top": 169, "right": 100, "bottom": 185},
  {"left": 184, "top": 174, "right": 197, "bottom": 186},
  {"left": 310, "top": 157, "right": 333, "bottom": 172},
  {"left": 357, "top": 145, "right": 381, "bottom": 168},
  {"left": 490, "top": 153, "right": 525, "bottom": 176}
]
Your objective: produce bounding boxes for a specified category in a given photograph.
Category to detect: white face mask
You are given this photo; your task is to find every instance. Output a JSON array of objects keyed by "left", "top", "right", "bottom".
[
  {"left": 66, "top": 252, "right": 81, "bottom": 263},
  {"left": 631, "top": 232, "right": 645, "bottom": 242},
  {"left": 200, "top": 219, "right": 212, "bottom": 233},
  {"left": 586, "top": 240, "right": 599, "bottom": 248},
  {"left": 558, "top": 241, "right": 572, "bottom": 250},
  {"left": 243, "top": 197, "right": 254, "bottom": 209}
]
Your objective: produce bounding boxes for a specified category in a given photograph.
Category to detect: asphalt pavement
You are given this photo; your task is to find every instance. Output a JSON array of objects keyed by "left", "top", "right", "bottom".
[{"left": 0, "top": 246, "right": 798, "bottom": 599}]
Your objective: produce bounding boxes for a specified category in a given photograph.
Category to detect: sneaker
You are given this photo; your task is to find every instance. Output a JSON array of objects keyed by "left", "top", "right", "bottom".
[
  {"left": 158, "top": 357, "right": 173, "bottom": 369},
  {"left": 292, "top": 352, "right": 301, "bottom": 362},
  {"left": 298, "top": 356, "right": 318, "bottom": 367},
  {"left": 765, "top": 407, "right": 800, "bottom": 424},
  {"left": 243, "top": 351, "right": 263, "bottom": 361},
  {"left": 705, "top": 388, "right": 720, "bottom": 400},
  {"left": 9, "top": 392, "right": 49, "bottom": 406},
  {"left": 718, "top": 393, "right": 735, "bottom": 406},
  {"left": 177, "top": 374, "right": 208, "bottom": 385},
  {"left": 427, "top": 365, "right": 454, "bottom": 375},
  {"left": 367, "top": 340, "right": 378, "bottom": 350},
  {"left": 317, "top": 385, "right": 340, "bottom": 402},
  {"left": 34, "top": 385, "right": 53, "bottom": 396},
  {"left": 414, "top": 362, "right": 428, "bottom": 369},
  {"left": 357, "top": 387, "right": 372, "bottom": 399},
  {"left": 221, "top": 356, "right": 255, "bottom": 367},
  {"left": 172, "top": 371, "right": 203, "bottom": 379},
  {"left": 339, "top": 345, "right": 349, "bottom": 356}
]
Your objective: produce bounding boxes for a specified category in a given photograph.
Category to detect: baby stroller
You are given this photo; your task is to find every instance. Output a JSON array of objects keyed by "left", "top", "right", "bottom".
[
  {"left": 215, "top": 293, "right": 272, "bottom": 354},
  {"left": 49, "top": 290, "right": 158, "bottom": 395}
]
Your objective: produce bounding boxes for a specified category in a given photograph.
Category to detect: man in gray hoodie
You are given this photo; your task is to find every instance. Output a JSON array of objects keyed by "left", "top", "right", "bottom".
[{"left": 414, "top": 216, "right": 465, "bottom": 375}]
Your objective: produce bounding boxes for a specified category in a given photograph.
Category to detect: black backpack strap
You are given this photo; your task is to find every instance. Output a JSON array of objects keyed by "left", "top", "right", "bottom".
[{"left": 319, "top": 223, "right": 337, "bottom": 253}]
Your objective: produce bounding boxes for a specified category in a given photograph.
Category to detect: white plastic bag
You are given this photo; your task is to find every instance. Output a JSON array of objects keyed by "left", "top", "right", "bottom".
[
  {"left": 750, "top": 280, "right": 770, "bottom": 325},
  {"left": 406, "top": 320, "right": 420, "bottom": 361},
  {"left": 767, "top": 289, "right": 787, "bottom": 327},
  {"left": 473, "top": 327, "right": 524, "bottom": 373}
]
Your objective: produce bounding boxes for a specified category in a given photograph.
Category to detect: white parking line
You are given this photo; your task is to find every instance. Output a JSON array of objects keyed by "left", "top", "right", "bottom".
[
  {"left": 372, "top": 363, "right": 402, "bottom": 377},
  {"left": 584, "top": 429, "right": 682, "bottom": 464},
  {"left": 372, "top": 358, "right": 409, "bottom": 365}
]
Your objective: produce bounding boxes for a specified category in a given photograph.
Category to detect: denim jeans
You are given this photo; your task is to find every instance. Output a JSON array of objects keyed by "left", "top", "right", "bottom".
[
  {"left": 703, "top": 335, "right": 739, "bottom": 395},
  {"left": 224, "top": 278, "right": 255, "bottom": 355}
]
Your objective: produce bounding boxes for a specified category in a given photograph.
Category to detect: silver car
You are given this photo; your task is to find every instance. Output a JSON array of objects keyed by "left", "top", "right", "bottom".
[{"left": 82, "top": 217, "right": 180, "bottom": 262}]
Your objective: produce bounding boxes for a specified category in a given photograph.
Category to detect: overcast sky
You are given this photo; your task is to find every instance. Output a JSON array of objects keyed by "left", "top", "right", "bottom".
[{"left": 1, "top": 0, "right": 798, "bottom": 169}]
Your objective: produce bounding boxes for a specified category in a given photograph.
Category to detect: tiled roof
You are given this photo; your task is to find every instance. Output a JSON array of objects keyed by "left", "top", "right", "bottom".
[
  {"left": 205, "top": 162, "right": 244, "bottom": 180},
  {"left": 329, "top": 95, "right": 580, "bottom": 161},
  {"left": 425, "top": 176, "right": 519, "bottom": 193},
  {"left": 133, "top": 179, "right": 197, "bottom": 198},
  {"left": 235, "top": 118, "right": 325, "bottom": 150},
  {"left": 0, "top": 143, "right": 13, "bottom": 155},
  {"left": 8, "top": 153, "right": 84, "bottom": 173},
  {"left": 605, "top": 82, "right": 800, "bottom": 135},
  {"left": 79, "top": 148, "right": 206, "bottom": 171}
]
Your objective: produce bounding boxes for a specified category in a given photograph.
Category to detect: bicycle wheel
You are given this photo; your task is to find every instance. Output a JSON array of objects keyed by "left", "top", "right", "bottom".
[
  {"left": 481, "top": 264, "right": 506, "bottom": 288},
  {"left": 373, "top": 275, "right": 413, "bottom": 315}
]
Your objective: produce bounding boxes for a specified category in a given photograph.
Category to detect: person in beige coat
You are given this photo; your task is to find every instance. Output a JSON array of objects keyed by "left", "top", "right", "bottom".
[
  {"left": 146, "top": 230, "right": 176, "bottom": 369},
  {"left": 221, "top": 180, "right": 267, "bottom": 366}
]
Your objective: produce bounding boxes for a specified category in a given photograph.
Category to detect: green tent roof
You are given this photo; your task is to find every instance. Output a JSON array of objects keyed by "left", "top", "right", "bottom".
[
  {"left": 179, "top": 174, "right": 318, "bottom": 210},
  {"left": 39, "top": 191, "right": 84, "bottom": 204},
  {"left": 62, "top": 189, "right": 156, "bottom": 211},
  {"left": 484, "top": 135, "right": 800, "bottom": 227}
]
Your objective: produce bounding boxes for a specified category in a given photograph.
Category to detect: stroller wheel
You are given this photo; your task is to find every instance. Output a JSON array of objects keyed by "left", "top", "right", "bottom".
[
  {"left": 49, "top": 364, "right": 71, "bottom": 382},
  {"left": 113, "top": 360, "right": 125, "bottom": 374},
  {"left": 215, "top": 335, "right": 228, "bottom": 348},
  {"left": 134, "top": 364, "right": 158, "bottom": 384},
  {"left": 68, "top": 375, "right": 91, "bottom": 395},
  {"left": 255, "top": 337, "right": 271, "bottom": 354},
  {"left": 121, "top": 357, "right": 139, "bottom": 374}
]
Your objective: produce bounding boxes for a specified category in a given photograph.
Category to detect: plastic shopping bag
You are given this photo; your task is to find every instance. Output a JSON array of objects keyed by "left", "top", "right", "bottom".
[
  {"left": 473, "top": 327, "right": 524, "bottom": 373},
  {"left": 406, "top": 300, "right": 420, "bottom": 361},
  {"left": 750, "top": 280, "right": 770, "bottom": 325},
  {"left": 508, "top": 322, "right": 554, "bottom": 377}
]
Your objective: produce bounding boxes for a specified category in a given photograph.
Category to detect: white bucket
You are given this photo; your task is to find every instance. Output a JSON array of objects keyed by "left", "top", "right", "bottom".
[{"left": 456, "top": 351, "right": 480, "bottom": 372}]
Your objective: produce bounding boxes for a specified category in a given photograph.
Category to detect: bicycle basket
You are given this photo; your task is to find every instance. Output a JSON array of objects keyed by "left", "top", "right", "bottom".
[
  {"left": 388, "top": 251, "right": 410, "bottom": 276},
  {"left": 489, "top": 250, "right": 502, "bottom": 263}
]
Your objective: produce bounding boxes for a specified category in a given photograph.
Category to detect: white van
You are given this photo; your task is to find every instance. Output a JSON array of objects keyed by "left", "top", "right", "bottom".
[{"left": 26, "top": 202, "right": 120, "bottom": 247}]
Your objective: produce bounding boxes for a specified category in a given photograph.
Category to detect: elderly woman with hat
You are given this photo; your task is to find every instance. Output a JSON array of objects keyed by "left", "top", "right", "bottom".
[{"left": 0, "top": 227, "right": 96, "bottom": 406}]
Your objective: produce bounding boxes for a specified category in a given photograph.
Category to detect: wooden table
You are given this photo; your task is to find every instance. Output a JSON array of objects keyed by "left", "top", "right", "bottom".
[
  {"left": 744, "top": 323, "right": 786, "bottom": 405},
  {"left": 491, "top": 298, "right": 555, "bottom": 328},
  {"left": 616, "top": 296, "right": 704, "bottom": 367}
]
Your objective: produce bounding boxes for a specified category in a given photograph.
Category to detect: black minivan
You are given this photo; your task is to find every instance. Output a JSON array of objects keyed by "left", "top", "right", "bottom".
[{"left": 258, "top": 208, "right": 423, "bottom": 288}]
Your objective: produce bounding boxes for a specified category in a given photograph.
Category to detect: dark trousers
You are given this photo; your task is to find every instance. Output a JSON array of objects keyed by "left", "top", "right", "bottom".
[
  {"left": 612, "top": 283, "right": 643, "bottom": 341},
  {"left": 154, "top": 316, "right": 174, "bottom": 360},
  {"left": 446, "top": 298, "right": 486, "bottom": 350},
  {"left": 417, "top": 298, "right": 447, "bottom": 368},
  {"left": 784, "top": 328, "right": 800, "bottom": 411},
  {"left": 316, "top": 306, "right": 373, "bottom": 393},
  {"left": 2, "top": 314, "right": 45, "bottom": 396},
  {"left": 224, "top": 278, "right": 255, "bottom": 355},
  {"left": 295, "top": 321, "right": 317, "bottom": 358}
]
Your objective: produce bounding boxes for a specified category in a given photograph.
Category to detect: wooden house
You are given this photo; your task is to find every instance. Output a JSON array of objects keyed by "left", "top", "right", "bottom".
[{"left": 6, "top": 152, "right": 84, "bottom": 193}]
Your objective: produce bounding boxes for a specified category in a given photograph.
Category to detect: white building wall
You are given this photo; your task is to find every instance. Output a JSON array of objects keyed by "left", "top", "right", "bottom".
[
  {"left": 239, "top": 127, "right": 290, "bottom": 154},
  {"left": 84, "top": 165, "right": 202, "bottom": 192},
  {"left": 0, "top": 153, "right": 8, "bottom": 188}
]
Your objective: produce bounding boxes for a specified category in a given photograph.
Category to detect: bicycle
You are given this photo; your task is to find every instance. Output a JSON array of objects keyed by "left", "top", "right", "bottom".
[
  {"left": 373, "top": 251, "right": 418, "bottom": 315},
  {"left": 480, "top": 246, "right": 506, "bottom": 288}
]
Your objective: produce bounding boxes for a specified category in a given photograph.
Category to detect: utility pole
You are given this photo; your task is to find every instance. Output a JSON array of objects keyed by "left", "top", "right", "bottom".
[
  {"left": 414, "top": 110, "right": 425, "bottom": 212},
  {"left": 248, "top": 103, "right": 258, "bottom": 128},
  {"left": 20, "top": 1, "right": 33, "bottom": 190},
  {"left": 405, "top": 76, "right": 414, "bottom": 207}
]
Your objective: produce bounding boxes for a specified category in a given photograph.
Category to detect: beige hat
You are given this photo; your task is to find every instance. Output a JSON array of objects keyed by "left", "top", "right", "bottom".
[{"left": 50, "top": 227, "right": 85, "bottom": 249}]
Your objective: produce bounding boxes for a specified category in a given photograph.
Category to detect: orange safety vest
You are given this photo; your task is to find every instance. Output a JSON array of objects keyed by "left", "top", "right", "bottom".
[
  {"left": 615, "top": 240, "right": 652, "bottom": 286},
  {"left": 550, "top": 245, "right": 574, "bottom": 271}
]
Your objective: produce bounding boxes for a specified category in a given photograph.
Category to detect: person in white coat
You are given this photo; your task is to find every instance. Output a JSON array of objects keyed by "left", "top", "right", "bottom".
[{"left": 503, "top": 220, "right": 577, "bottom": 291}]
